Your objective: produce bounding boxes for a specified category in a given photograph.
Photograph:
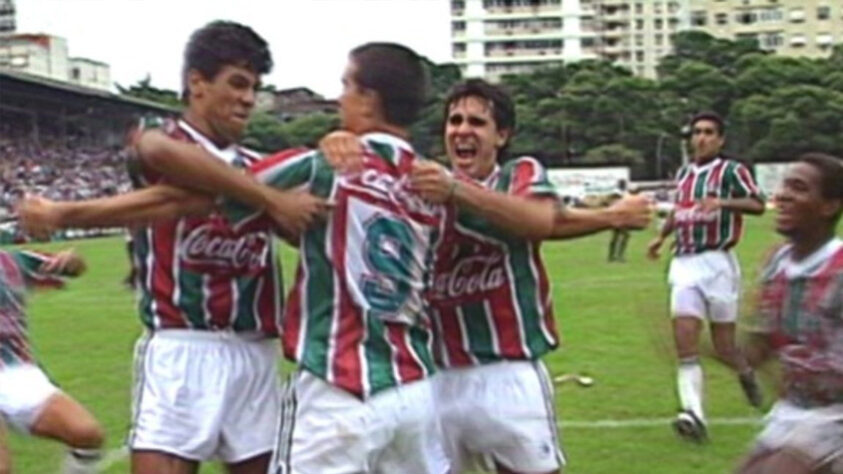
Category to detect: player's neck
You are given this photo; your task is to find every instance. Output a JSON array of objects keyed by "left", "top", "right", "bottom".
[
  {"left": 790, "top": 230, "right": 835, "bottom": 262},
  {"left": 693, "top": 154, "right": 718, "bottom": 166},
  {"left": 366, "top": 123, "right": 409, "bottom": 140},
  {"left": 181, "top": 110, "right": 234, "bottom": 148}
]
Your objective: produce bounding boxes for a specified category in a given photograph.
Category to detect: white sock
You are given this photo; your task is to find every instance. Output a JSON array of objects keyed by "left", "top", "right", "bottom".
[
  {"left": 677, "top": 357, "right": 705, "bottom": 423},
  {"left": 62, "top": 449, "right": 101, "bottom": 474}
]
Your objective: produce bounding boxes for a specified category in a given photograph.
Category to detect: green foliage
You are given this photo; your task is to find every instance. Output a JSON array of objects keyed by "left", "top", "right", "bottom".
[
  {"left": 243, "top": 112, "right": 339, "bottom": 152},
  {"left": 116, "top": 75, "right": 181, "bottom": 108}
]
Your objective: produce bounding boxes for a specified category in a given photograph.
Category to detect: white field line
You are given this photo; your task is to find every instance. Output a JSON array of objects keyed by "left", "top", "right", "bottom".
[
  {"left": 96, "top": 416, "right": 761, "bottom": 470},
  {"left": 561, "top": 416, "right": 761, "bottom": 429}
]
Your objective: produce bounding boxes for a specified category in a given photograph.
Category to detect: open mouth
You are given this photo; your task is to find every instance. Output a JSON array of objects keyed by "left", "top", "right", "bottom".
[{"left": 452, "top": 139, "right": 478, "bottom": 162}]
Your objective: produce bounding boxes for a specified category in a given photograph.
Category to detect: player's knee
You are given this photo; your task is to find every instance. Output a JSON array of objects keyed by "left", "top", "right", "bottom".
[{"left": 67, "top": 420, "right": 105, "bottom": 449}]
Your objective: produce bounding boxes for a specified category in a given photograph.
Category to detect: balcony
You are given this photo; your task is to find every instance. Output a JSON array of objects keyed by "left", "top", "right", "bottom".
[
  {"left": 484, "top": 25, "right": 560, "bottom": 36},
  {"left": 486, "top": 48, "right": 564, "bottom": 58},
  {"left": 602, "top": 26, "right": 629, "bottom": 38}
]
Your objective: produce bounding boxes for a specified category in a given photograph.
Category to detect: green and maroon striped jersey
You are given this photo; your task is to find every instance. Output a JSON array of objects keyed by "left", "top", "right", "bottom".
[
  {"left": 427, "top": 157, "right": 559, "bottom": 368},
  {"left": 227, "top": 133, "right": 447, "bottom": 399},
  {"left": 673, "top": 157, "right": 762, "bottom": 255},
  {"left": 129, "top": 119, "right": 283, "bottom": 336},
  {"left": 0, "top": 250, "right": 65, "bottom": 368},
  {"left": 756, "top": 238, "right": 843, "bottom": 407}
]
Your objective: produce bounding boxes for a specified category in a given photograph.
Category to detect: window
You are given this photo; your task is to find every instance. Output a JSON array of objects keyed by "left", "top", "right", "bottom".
[
  {"left": 789, "top": 8, "right": 805, "bottom": 22},
  {"left": 736, "top": 11, "right": 757, "bottom": 24},
  {"left": 790, "top": 34, "right": 807, "bottom": 46},
  {"left": 655, "top": 33, "right": 664, "bottom": 45},
  {"left": 759, "top": 31, "right": 784, "bottom": 49},
  {"left": 635, "top": 51, "right": 644, "bottom": 61},
  {"left": 635, "top": 34, "right": 644, "bottom": 46},
  {"left": 691, "top": 10, "right": 707, "bottom": 26},
  {"left": 655, "top": 18, "right": 664, "bottom": 29},
  {"left": 817, "top": 6, "right": 831, "bottom": 20},
  {"left": 635, "top": 19, "right": 644, "bottom": 29},
  {"left": 634, "top": 3, "right": 642, "bottom": 14},
  {"left": 716, "top": 13, "right": 728, "bottom": 24},
  {"left": 71, "top": 67, "right": 80, "bottom": 80}
]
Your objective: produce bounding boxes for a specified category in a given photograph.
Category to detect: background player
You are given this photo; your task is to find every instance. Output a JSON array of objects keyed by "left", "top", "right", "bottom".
[{"left": 648, "top": 111, "right": 765, "bottom": 442}]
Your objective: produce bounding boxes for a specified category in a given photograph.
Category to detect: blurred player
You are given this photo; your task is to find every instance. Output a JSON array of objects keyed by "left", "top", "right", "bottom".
[
  {"left": 738, "top": 153, "right": 843, "bottom": 474},
  {"left": 0, "top": 248, "right": 104, "bottom": 474},
  {"left": 647, "top": 111, "right": 765, "bottom": 442},
  {"left": 608, "top": 179, "right": 631, "bottom": 262}
]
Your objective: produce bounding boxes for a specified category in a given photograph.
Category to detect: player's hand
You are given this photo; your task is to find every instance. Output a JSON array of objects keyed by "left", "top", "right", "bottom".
[
  {"left": 262, "top": 188, "right": 332, "bottom": 236},
  {"left": 647, "top": 236, "right": 664, "bottom": 260},
  {"left": 609, "top": 194, "right": 652, "bottom": 230},
  {"left": 410, "top": 161, "right": 455, "bottom": 204},
  {"left": 41, "top": 249, "right": 86, "bottom": 276},
  {"left": 17, "top": 194, "right": 61, "bottom": 240},
  {"left": 697, "top": 197, "right": 721, "bottom": 213},
  {"left": 319, "top": 130, "right": 364, "bottom": 173}
]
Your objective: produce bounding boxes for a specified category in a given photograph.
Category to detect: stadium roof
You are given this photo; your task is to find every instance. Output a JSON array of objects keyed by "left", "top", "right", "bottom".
[{"left": 0, "top": 69, "right": 179, "bottom": 115}]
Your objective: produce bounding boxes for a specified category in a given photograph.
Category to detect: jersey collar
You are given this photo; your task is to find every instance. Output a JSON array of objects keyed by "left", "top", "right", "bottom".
[
  {"left": 783, "top": 237, "right": 843, "bottom": 278},
  {"left": 178, "top": 119, "right": 242, "bottom": 165}
]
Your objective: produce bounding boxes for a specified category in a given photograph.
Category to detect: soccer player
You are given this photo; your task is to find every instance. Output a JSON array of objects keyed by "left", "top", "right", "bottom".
[
  {"left": 0, "top": 248, "right": 104, "bottom": 474},
  {"left": 19, "top": 21, "right": 322, "bottom": 474},
  {"left": 647, "top": 111, "right": 765, "bottom": 442},
  {"left": 321, "top": 78, "right": 652, "bottom": 473},
  {"left": 737, "top": 153, "right": 843, "bottom": 474}
]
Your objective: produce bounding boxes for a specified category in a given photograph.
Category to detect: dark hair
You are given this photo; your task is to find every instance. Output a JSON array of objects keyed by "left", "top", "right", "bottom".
[
  {"left": 690, "top": 111, "right": 725, "bottom": 136},
  {"left": 349, "top": 42, "right": 429, "bottom": 127},
  {"left": 799, "top": 152, "right": 843, "bottom": 225},
  {"left": 182, "top": 20, "right": 272, "bottom": 100}
]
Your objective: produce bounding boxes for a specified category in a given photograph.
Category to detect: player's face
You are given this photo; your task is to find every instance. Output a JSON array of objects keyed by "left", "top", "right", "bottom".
[
  {"left": 690, "top": 119, "right": 724, "bottom": 162},
  {"left": 774, "top": 162, "right": 828, "bottom": 237},
  {"left": 193, "top": 64, "right": 259, "bottom": 143},
  {"left": 444, "top": 96, "right": 510, "bottom": 180},
  {"left": 339, "top": 59, "right": 375, "bottom": 135}
]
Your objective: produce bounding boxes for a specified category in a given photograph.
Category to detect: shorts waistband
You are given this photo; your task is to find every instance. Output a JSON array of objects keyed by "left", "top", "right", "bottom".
[{"left": 149, "top": 329, "right": 272, "bottom": 342}]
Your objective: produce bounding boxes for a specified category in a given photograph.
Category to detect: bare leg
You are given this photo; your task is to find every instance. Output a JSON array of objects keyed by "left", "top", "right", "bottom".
[
  {"left": 226, "top": 452, "right": 271, "bottom": 474},
  {"left": 0, "top": 418, "right": 11, "bottom": 474},
  {"left": 131, "top": 451, "right": 199, "bottom": 474}
]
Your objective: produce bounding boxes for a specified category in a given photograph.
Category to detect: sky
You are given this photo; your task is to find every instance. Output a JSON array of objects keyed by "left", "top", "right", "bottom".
[{"left": 15, "top": 0, "right": 453, "bottom": 98}]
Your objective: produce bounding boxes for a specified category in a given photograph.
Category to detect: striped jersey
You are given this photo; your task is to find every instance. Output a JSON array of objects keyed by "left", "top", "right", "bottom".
[
  {"left": 755, "top": 238, "right": 843, "bottom": 407},
  {"left": 129, "top": 119, "right": 282, "bottom": 336},
  {"left": 428, "top": 157, "right": 559, "bottom": 369},
  {"left": 0, "top": 250, "right": 64, "bottom": 368},
  {"left": 673, "top": 157, "right": 762, "bottom": 255},
  {"left": 227, "top": 133, "right": 447, "bottom": 398}
]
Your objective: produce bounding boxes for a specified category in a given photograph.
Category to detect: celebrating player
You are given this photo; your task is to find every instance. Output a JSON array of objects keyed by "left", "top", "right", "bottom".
[
  {"left": 738, "top": 153, "right": 843, "bottom": 474},
  {"left": 647, "top": 111, "right": 765, "bottom": 442}
]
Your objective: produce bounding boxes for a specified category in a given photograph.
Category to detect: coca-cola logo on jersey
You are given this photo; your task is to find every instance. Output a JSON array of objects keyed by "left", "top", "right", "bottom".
[
  {"left": 674, "top": 202, "right": 718, "bottom": 224},
  {"left": 180, "top": 223, "right": 269, "bottom": 271},
  {"left": 431, "top": 254, "right": 505, "bottom": 300}
]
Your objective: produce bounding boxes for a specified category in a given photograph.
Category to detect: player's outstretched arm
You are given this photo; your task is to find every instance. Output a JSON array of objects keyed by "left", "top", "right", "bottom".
[
  {"left": 410, "top": 160, "right": 555, "bottom": 240},
  {"left": 17, "top": 186, "right": 213, "bottom": 238},
  {"left": 39, "top": 249, "right": 87, "bottom": 277},
  {"left": 647, "top": 211, "right": 675, "bottom": 260},
  {"left": 552, "top": 194, "right": 652, "bottom": 240},
  {"left": 137, "top": 130, "right": 328, "bottom": 235}
]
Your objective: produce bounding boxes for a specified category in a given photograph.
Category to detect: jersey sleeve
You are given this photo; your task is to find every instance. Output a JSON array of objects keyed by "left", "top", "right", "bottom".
[
  {"left": 728, "top": 162, "right": 764, "bottom": 200},
  {"left": 10, "top": 250, "right": 65, "bottom": 288},
  {"left": 507, "top": 157, "right": 558, "bottom": 199},
  {"left": 221, "top": 147, "right": 319, "bottom": 225}
]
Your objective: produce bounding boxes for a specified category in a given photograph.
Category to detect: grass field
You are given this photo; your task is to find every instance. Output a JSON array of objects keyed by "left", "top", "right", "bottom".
[{"left": 3, "top": 214, "right": 836, "bottom": 473}]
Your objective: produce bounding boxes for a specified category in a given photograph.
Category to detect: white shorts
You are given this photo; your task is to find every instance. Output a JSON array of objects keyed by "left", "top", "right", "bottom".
[
  {"left": 433, "top": 360, "right": 565, "bottom": 473},
  {"left": 129, "top": 330, "right": 281, "bottom": 463},
  {"left": 272, "top": 370, "right": 447, "bottom": 474},
  {"left": 668, "top": 250, "right": 741, "bottom": 323},
  {"left": 753, "top": 400, "right": 843, "bottom": 472},
  {"left": 0, "top": 363, "right": 60, "bottom": 432}
]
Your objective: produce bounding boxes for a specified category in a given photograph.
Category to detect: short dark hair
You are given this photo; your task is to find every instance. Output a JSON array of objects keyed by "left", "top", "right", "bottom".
[
  {"left": 349, "top": 42, "right": 429, "bottom": 127},
  {"left": 182, "top": 20, "right": 272, "bottom": 100},
  {"left": 690, "top": 111, "right": 725, "bottom": 136},
  {"left": 443, "top": 79, "right": 516, "bottom": 156},
  {"left": 799, "top": 152, "right": 843, "bottom": 225}
]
